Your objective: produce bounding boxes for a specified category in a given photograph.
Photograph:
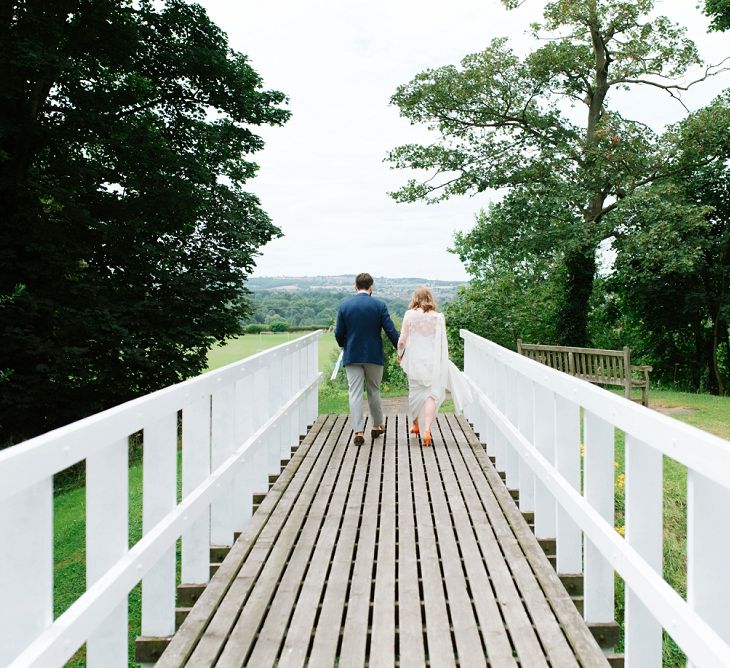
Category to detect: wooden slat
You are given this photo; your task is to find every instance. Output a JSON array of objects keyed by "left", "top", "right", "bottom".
[
  {"left": 215, "top": 417, "right": 348, "bottom": 666},
  {"left": 395, "top": 415, "right": 426, "bottom": 666},
  {"left": 451, "top": 417, "right": 579, "bottom": 667},
  {"left": 339, "top": 422, "right": 383, "bottom": 667},
  {"left": 157, "top": 415, "right": 331, "bottom": 667},
  {"left": 409, "top": 416, "right": 457, "bottom": 668},
  {"left": 370, "top": 416, "right": 397, "bottom": 665},
  {"left": 441, "top": 416, "right": 548, "bottom": 667},
  {"left": 307, "top": 425, "right": 370, "bottom": 665},
  {"left": 243, "top": 418, "right": 355, "bottom": 666},
  {"left": 430, "top": 419, "right": 515, "bottom": 666},
  {"left": 454, "top": 414, "right": 609, "bottom": 667},
  {"left": 276, "top": 442, "right": 363, "bottom": 668},
  {"left": 420, "top": 425, "right": 485, "bottom": 665}
]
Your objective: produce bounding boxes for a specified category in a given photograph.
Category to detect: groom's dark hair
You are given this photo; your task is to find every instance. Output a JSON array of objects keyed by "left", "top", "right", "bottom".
[{"left": 355, "top": 273, "right": 374, "bottom": 290}]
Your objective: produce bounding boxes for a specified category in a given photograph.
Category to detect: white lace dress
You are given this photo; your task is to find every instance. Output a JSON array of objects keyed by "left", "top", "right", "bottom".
[{"left": 397, "top": 309, "right": 450, "bottom": 424}]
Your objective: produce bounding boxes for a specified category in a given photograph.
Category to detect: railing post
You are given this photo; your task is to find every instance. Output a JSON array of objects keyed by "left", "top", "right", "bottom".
[
  {"left": 234, "top": 374, "right": 255, "bottom": 528},
  {"left": 533, "top": 383, "right": 556, "bottom": 541},
  {"left": 268, "top": 352, "right": 284, "bottom": 474},
  {"left": 0, "top": 479, "right": 53, "bottom": 666},
  {"left": 181, "top": 396, "right": 211, "bottom": 584},
  {"left": 211, "top": 385, "right": 235, "bottom": 546},
  {"left": 298, "top": 344, "right": 309, "bottom": 436},
  {"left": 493, "top": 356, "right": 507, "bottom": 472},
  {"left": 517, "top": 373, "right": 535, "bottom": 513},
  {"left": 141, "top": 413, "right": 178, "bottom": 641},
  {"left": 583, "top": 410, "right": 614, "bottom": 623},
  {"left": 625, "top": 434, "right": 662, "bottom": 666},
  {"left": 308, "top": 338, "right": 318, "bottom": 424},
  {"left": 687, "top": 470, "right": 730, "bottom": 665},
  {"left": 87, "top": 438, "right": 129, "bottom": 666},
  {"left": 504, "top": 359, "right": 519, "bottom": 492},
  {"left": 554, "top": 394, "right": 582, "bottom": 574},
  {"left": 253, "top": 364, "right": 271, "bottom": 493}
]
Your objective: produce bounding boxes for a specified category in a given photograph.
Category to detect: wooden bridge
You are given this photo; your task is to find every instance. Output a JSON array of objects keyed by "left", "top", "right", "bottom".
[{"left": 2, "top": 330, "right": 730, "bottom": 667}]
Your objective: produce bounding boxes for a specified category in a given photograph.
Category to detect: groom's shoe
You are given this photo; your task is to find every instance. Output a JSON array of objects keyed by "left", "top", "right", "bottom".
[
  {"left": 371, "top": 425, "right": 385, "bottom": 440},
  {"left": 353, "top": 432, "right": 365, "bottom": 446}
]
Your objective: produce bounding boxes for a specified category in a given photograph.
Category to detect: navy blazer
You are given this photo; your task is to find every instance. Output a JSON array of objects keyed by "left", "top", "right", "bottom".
[{"left": 334, "top": 293, "right": 400, "bottom": 366}]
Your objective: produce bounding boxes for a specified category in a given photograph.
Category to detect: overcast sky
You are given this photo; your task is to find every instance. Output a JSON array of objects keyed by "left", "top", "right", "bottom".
[{"left": 200, "top": 0, "right": 730, "bottom": 281}]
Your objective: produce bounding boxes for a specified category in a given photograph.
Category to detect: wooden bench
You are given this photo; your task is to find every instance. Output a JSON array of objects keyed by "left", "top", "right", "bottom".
[{"left": 517, "top": 340, "right": 652, "bottom": 406}]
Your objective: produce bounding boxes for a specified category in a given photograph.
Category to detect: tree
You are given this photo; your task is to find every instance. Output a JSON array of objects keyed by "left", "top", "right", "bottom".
[
  {"left": 608, "top": 104, "right": 730, "bottom": 394},
  {"left": 0, "top": 1, "right": 289, "bottom": 444},
  {"left": 387, "top": 0, "right": 727, "bottom": 345},
  {"left": 705, "top": 0, "right": 730, "bottom": 31}
]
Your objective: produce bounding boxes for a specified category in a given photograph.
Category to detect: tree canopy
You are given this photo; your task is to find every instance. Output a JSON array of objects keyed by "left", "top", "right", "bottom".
[
  {"left": 0, "top": 1, "right": 289, "bottom": 444},
  {"left": 705, "top": 0, "right": 730, "bottom": 31},
  {"left": 387, "top": 0, "right": 727, "bottom": 345}
]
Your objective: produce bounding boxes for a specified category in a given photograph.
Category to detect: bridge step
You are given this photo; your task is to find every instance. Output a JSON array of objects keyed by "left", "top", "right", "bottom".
[
  {"left": 588, "top": 621, "right": 621, "bottom": 650},
  {"left": 135, "top": 636, "right": 171, "bottom": 664}
]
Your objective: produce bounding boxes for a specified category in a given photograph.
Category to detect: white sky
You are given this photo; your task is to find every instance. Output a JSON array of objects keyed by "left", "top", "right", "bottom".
[{"left": 200, "top": 0, "right": 730, "bottom": 281}]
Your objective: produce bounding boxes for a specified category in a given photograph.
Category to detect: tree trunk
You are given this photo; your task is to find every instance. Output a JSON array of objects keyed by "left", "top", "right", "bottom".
[
  {"left": 558, "top": 243, "right": 596, "bottom": 346},
  {"left": 711, "top": 309, "right": 726, "bottom": 396}
]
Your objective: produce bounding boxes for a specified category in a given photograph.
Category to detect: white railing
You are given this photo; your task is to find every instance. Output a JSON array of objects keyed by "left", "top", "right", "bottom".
[
  {"left": 0, "top": 331, "right": 322, "bottom": 667},
  {"left": 461, "top": 330, "right": 730, "bottom": 668}
]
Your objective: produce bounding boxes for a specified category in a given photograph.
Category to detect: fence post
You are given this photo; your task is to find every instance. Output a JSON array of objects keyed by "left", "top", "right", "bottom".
[
  {"left": 583, "top": 410, "right": 614, "bottom": 623},
  {"left": 554, "top": 394, "right": 582, "bottom": 575},
  {"left": 0, "top": 479, "right": 53, "bottom": 666},
  {"left": 141, "top": 413, "right": 178, "bottom": 643},
  {"left": 504, "top": 359, "right": 520, "bottom": 492},
  {"left": 533, "top": 383, "right": 556, "bottom": 542},
  {"left": 308, "top": 338, "right": 318, "bottom": 424},
  {"left": 493, "top": 356, "right": 507, "bottom": 473},
  {"left": 211, "top": 385, "right": 235, "bottom": 546},
  {"left": 623, "top": 346, "right": 632, "bottom": 400},
  {"left": 517, "top": 374, "right": 535, "bottom": 514},
  {"left": 625, "top": 434, "right": 662, "bottom": 666},
  {"left": 687, "top": 470, "right": 730, "bottom": 666},
  {"left": 234, "top": 374, "right": 255, "bottom": 529},
  {"left": 181, "top": 396, "right": 211, "bottom": 584},
  {"left": 87, "top": 438, "right": 129, "bottom": 666}
]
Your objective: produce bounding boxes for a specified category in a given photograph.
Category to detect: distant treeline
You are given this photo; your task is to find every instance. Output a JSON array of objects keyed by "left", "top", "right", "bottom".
[{"left": 246, "top": 290, "right": 410, "bottom": 328}]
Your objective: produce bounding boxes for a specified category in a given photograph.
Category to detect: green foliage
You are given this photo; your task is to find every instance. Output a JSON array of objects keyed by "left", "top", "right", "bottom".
[
  {"left": 269, "top": 321, "right": 289, "bottom": 332},
  {"left": 243, "top": 323, "right": 267, "bottom": 334},
  {"left": 705, "top": 0, "right": 730, "bottom": 31},
  {"left": 444, "top": 260, "right": 564, "bottom": 367},
  {"left": 387, "top": 0, "right": 716, "bottom": 345},
  {"left": 0, "top": 1, "right": 289, "bottom": 444},
  {"left": 247, "top": 289, "right": 410, "bottom": 329}
]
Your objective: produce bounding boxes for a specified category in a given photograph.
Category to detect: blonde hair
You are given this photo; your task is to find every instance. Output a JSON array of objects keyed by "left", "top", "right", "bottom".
[{"left": 409, "top": 286, "right": 438, "bottom": 313}]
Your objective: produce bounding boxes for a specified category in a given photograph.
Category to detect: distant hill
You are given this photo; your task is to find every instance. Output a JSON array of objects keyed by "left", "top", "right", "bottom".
[
  {"left": 245, "top": 276, "right": 467, "bottom": 328},
  {"left": 248, "top": 275, "right": 466, "bottom": 302}
]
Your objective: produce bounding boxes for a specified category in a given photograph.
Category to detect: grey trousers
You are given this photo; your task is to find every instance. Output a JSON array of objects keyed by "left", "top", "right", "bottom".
[{"left": 345, "top": 363, "right": 384, "bottom": 433}]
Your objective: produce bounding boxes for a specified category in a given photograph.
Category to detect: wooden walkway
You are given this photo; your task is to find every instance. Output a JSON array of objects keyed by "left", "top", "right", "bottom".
[{"left": 157, "top": 414, "right": 608, "bottom": 667}]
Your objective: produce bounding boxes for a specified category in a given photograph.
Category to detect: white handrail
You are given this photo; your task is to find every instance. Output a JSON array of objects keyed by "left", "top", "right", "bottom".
[
  {"left": 0, "top": 331, "right": 322, "bottom": 667},
  {"left": 461, "top": 330, "right": 730, "bottom": 668}
]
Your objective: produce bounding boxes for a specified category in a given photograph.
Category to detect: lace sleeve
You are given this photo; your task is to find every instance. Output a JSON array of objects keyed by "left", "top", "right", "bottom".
[{"left": 397, "top": 310, "right": 410, "bottom": 357}]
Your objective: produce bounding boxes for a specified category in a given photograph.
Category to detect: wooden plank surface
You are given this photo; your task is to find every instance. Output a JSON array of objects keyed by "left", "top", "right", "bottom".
[{"left": 158, "top": 412, "right": 609, "bottom": 668}]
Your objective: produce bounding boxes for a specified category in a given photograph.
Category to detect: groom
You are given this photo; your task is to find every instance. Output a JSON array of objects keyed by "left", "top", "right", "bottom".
[{"left": 334, "top": 273, "right": 400, "bottom": 445}]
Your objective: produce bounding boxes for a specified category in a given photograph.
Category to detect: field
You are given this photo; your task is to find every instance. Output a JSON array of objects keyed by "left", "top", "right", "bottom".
[
  {"left": 206, "top": 330, "right": 339, "bottom": 374},
  {"left": 50, "top": 335, "right": 730, "bottom": 665}
]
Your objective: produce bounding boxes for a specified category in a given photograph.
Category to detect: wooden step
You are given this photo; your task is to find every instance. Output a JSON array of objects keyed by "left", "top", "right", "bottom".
[
  {"left": 135, "top": 636, "right": 171, "bottom": 664},
  {"left": 559, "top": 574, "right": 584, "bottom": 596},
  {"left": 175, "top": 606, "right": 192, "bottom": 630},
  {"left": 176, "top": 582, "right": 205, "bottom": 607},
  {"left": 588, "top": 621, "right": 620, "bottom": 650}
]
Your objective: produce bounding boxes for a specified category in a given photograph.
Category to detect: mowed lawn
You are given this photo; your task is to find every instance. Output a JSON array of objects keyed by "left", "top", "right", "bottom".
[
  {"left": 50, "top": 347, "right": 729, "bottom": 667},
  {"left": 206, "top": 330, "right": 339, "bottom": 374}
]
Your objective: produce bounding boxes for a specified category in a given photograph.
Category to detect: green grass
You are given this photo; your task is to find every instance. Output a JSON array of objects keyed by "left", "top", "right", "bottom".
[{"left": 206, "top": 330, "right": 338, "bottom": 375}]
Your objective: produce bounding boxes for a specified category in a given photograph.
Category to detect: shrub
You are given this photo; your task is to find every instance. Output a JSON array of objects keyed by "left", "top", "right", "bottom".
[
  {"left": 269, "top": 321, "right": 289, "bottom": 332},
  {"left": 244, "top": 323, "right": 267, "bottom": 334}
]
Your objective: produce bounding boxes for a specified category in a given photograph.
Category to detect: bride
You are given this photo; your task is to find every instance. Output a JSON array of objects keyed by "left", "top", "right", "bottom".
[{"left": 397, "top": 287, "right": 450, "bottom": 447}]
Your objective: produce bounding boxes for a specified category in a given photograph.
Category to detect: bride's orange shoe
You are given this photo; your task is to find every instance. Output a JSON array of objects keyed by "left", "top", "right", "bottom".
[
  {"left": 410, "top": 420, "right": 420, "bottom": 435},
  {"left": 422, "top": 431, "right": 433, "bottom": 447}
]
